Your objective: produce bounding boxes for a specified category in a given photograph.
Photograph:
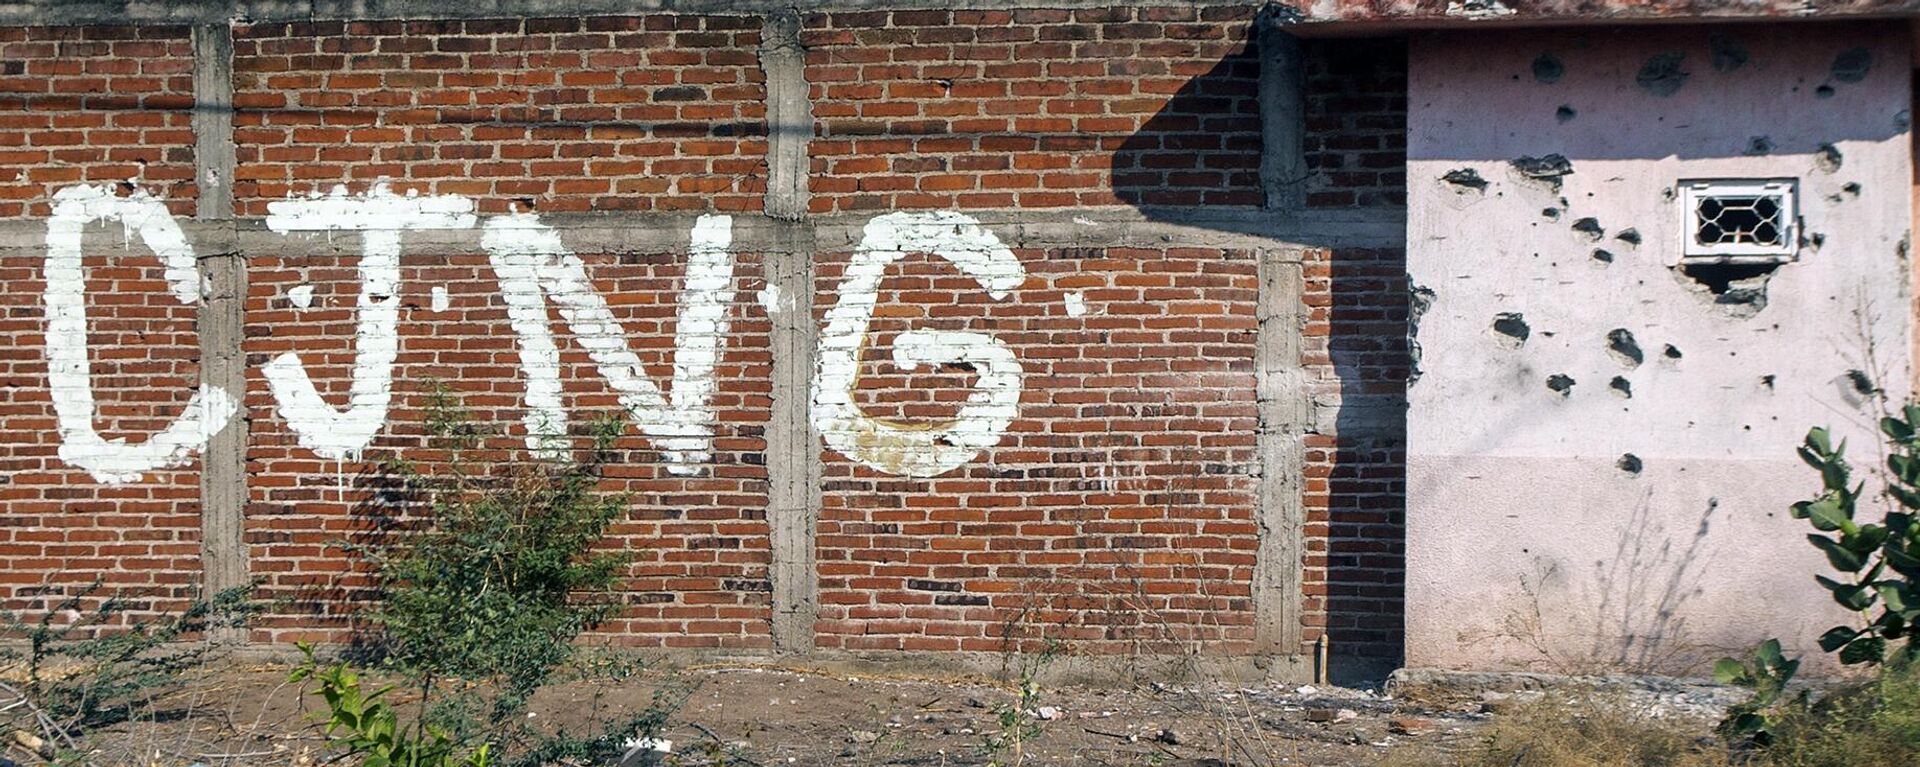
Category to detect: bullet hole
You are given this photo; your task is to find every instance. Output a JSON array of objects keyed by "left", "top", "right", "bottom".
[
  {"left": 1609, "top": 376, "right": 1632, "bottom": 398},
  {"left": 1571, "top": 217, "right": 1604, "bottom": 241},
  {"left": 1541, "top": 207, "right": 1561, "bottom": 220},
  {"left": 1672, "top": 262, "right": 1778, "bottom": 319},
  {"left": 1614, "top": 228, "right": 1641, "bottom": 247},
  {"left": 1815, "top": 143, "right": 1843, "bottom": 173},
  {"left": 1664, "top": 344, "right": 1683, "bottom": 360},
  {"left": 1441, "top": 168, "right": 1489, "bottom": 191},
  {"left": 1491, "top": 312, "right": 1531, "bottom": 348},
  {"left": 1843, "top": 182, "right": 1862, "bottom": 197},
  {"left": 1760, "top": 374, "right": 1775, "bottom": 390},
  {"left": 1636, "top": 51, "right": 1689, "bottom": 97},
  {"left": 1556, "top": 104, "right": 1577, "bottom": 122},
  {"left": 1617, "top": 453, "right": 1644, "bottom": 474},
  {"left": 515, "top": 196, "right": 536, "bottom": 211},
  {"left": 1803, "top": 232, "right": 1826, "bottom": 252},
  {"left": 1832, "top": 47, "right": 1872, "bottom": 83},
  {"left": 1709, "top": 33, "right": 1748, "bottom": 72},
  {"left": 1847, "top": 369, "right": 1879, "bottom": 396},
  {"left": 1510, "top": 154, "right": 1574, "bottom": 192},
  {"left": 1532, "top": 52, "right": 1565, "bottom": 83},
  {"left": 1546, "top": 374, "right": 1575, "bottom": 396},
  {"left": 1815, "top": 84, "right": 1836, "bottom": 99},
  {"left": 1606, "top": 328, "right": 1643, "bottom": 368},
  {"left": 1744, "top": 136, "right": 1774, "bottom": 156},
  {"left": 1591, "top": 248, "right": 1614, "bottom": 264}
]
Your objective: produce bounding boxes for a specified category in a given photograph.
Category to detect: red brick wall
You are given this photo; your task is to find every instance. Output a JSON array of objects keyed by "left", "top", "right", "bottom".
[
  {"left": 242, "top": 243, "right": 773, "bottom": 647},
  {"left": 803, "top": 7, "right": 1264, "bottom": 212},
  {"left": 0, "top": 203, "right": 206, "bottom": 622},
  {"left": 1304, "top": 38, "right": 1407, "bottom": 208},
  {"left": 0, "top": 11, "right": 1410, "bottom": 663},
  {"left": 1303, "top": 246, "right": 1408, "bottom": 659},
  {"left": 814, "top": 244, "right": 1261, "bottom": 653},
  {"left": 0, "top": 26, "right": 197, "bottom": 217},
  {"left": 231, "top": 16, "right": 767, "bottom": 215}
]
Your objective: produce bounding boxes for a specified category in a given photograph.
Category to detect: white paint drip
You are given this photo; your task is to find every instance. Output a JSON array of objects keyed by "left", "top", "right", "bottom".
[
  {"left": 264, "top": 183, "right": 477, "bottom": 460},
  {"left": 287, "top": 283, "right": 315, "bottom": 309},
  {"left": 481, "top": 212, "right": 738, "bottom": 472},
  {"left": 1064, "top": 291, "right": 1087, "bottom": 318},
  {"left": 41, "top": 185, "right": 239, "bottom": 484},
  {"left": 429, "top": 286, "right": 450, "bottom": 313},
  {"left": 813, "top": 211, "right": 1025, "bottom": 477}
]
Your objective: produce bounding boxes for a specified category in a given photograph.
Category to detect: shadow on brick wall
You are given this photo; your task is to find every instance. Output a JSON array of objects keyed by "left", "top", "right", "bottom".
[{"left": 1113, "top": 30, "right": 1411, "bottom": 681}]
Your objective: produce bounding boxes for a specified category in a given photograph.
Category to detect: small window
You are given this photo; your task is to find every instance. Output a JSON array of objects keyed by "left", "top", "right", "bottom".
[{"left": 1680, "top": 179, "right": 1799, "bottom": 262}]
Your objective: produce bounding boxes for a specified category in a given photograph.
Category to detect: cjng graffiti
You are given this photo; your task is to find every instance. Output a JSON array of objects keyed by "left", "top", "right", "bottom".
[{"left": 39, "top": 184, "right": 1027, "bottom": 485}]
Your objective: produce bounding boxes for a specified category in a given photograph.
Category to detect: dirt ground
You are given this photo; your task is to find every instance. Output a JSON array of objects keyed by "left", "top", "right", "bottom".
[{"left": 45, "top": 660, "right": 1510, "bottom": 767}]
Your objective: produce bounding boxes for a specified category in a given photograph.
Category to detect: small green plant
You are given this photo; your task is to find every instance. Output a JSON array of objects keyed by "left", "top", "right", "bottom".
[
  {"left": 0, "top": 581, "right": 255, "bottom": 741},
  {"left": 983, "top": 639, "right": 1058, "bottom": 767},
  {"left": 1714, "top": 638, "right": 1806, "bottom": 746},
  {"left": 1789, "top": 418, "right": 1920, "bottom": 666},
  {"left": 291, "top": 643, "right": 493, "bottom": 767}
]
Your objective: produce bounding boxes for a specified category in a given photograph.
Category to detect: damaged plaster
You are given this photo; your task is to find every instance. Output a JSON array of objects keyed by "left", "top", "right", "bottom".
[{"left": 1407, "top": 25, "right": 1913, "bottom": 673}]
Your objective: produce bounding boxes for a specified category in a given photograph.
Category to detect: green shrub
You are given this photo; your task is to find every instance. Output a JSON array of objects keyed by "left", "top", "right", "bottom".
[
  {"left": 1788, "top": 415, "right": 1920, "bottom": 666},
  {"left": 364, "top": 390, "right": 630, "bottom": 719},
  {"left": 322, "top": 389, "right": 679, "bottom": 766}
]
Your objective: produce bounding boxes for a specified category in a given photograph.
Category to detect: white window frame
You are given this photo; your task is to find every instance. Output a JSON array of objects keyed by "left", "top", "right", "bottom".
[{"left": 1679, "top": 179, "right": 1800, "bottom": 263}]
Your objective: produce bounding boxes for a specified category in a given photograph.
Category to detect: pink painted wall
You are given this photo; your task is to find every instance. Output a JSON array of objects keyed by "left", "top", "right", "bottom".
[{"left": 1406, "top": 23, "right": 1913, "bottom": 674}]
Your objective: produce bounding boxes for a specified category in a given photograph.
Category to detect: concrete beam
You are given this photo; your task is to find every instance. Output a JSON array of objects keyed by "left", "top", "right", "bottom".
[
  {"left": 1258, "top": 17, "right": 1306, "bottom": 214},
  {"left": 191, "top": 22, "right": 235, "bottom": 221},
  {"left": 1253, "top": 251, "right": 1310, "bottom": 660},
  {"left": 0, "top": 207, "right": 1406, "bottom": 259},
  {"left": 197, "top": 237, "right": 249, "bottom": 644},
  {"left": 764, "top": 223, "right": 821, "bottom": 655},
  {"left": 758, "top": 9, "right": 811, "bottom": 222}
]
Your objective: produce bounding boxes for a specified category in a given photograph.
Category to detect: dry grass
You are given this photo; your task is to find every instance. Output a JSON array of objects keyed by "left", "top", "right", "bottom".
[{"left": 1383, "top": 693, "right": 1731, "bottom": 767}]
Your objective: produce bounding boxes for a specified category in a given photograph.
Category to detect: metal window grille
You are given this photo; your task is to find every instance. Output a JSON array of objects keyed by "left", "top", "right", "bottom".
[{"left": 1680, "top": 180, "right": 1799, "bottom": 262}]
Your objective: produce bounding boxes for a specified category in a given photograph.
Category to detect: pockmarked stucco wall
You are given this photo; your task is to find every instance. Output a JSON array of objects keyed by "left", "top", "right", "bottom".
[{"left": 1407, "top": 23, "right": 1913, "bottom": 673}]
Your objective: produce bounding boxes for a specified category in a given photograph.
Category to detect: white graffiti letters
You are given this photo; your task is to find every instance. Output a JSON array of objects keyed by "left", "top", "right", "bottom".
[
  {"left": 41, "top": 185, "right": 240, "bottom": 484},
  {"left": 264, "top": 184, "right": 477, "bottom": 460},
  {"left": 813, "top": 211, "right": 1026, "bottom": 477},
  {"left": 481, "top": 212, "right": 737, "bottom": 474},
  {"left": 40, "top": 187, "right": 1025, "bottom": 481}
]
